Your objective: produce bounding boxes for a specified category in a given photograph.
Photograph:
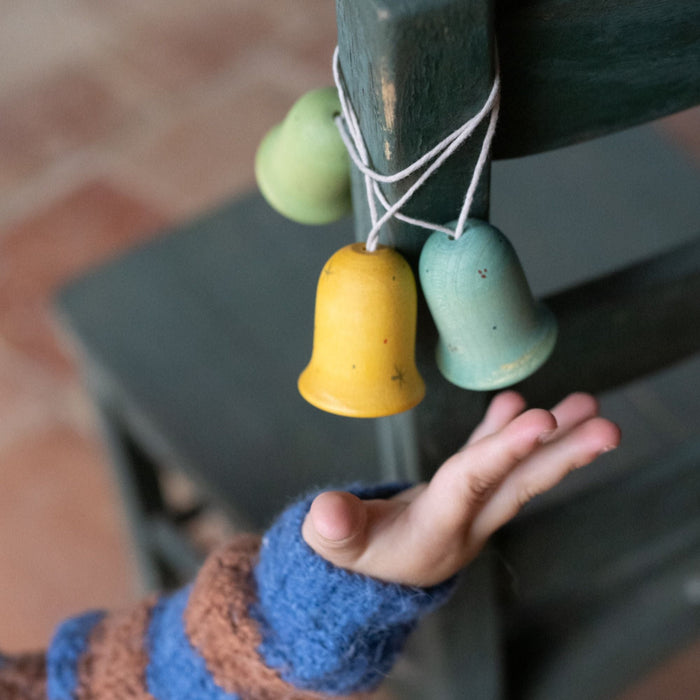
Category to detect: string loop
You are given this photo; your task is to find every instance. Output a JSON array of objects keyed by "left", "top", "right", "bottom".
[{"left": 332, "top": 46, "right": 500, "bottom": 251}]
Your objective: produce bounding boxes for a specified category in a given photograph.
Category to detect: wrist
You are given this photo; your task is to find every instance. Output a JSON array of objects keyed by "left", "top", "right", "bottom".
[{"left": 251, "top": 483, "right": 456, "bottom": 695}]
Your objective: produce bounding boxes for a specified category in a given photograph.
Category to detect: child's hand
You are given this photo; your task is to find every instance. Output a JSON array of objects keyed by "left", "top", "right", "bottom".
[{"left": 302, "top": 391, "right": 620, "bottom": 588}]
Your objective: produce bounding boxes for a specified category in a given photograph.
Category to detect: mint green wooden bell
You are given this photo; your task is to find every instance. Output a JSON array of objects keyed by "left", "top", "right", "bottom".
[
  {"left": 419, "top": 219, "right": 557, "bottom": 390},
  {"left": 255, "top": 87, "right": 352, "bottom": 225}
]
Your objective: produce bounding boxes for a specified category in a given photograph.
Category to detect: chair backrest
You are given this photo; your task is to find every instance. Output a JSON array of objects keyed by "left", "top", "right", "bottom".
[
  {"left": 494, "top": 0, "right": 700, "bottom": 158},
  {"left": 336, "top": 0, "right": 700, "bottom": 244}
]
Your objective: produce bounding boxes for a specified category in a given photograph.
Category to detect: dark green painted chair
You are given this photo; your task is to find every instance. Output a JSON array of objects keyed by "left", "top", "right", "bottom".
[{"left": 334, "top": 1, "right": 700, "bottom": 697}]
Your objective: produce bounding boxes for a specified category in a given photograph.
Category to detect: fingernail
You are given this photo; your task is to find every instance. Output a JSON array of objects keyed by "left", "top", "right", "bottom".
[
  {"left": 599, "top": 444, "right": 618, "bottom": 455},
  {"left": 537, "top": 429, "right": 556, "bottom": 444}
]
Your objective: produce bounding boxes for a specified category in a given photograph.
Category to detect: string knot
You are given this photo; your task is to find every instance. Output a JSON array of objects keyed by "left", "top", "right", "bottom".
[{"left": 332, "top": 46, "right": 500, "bottom": 252}]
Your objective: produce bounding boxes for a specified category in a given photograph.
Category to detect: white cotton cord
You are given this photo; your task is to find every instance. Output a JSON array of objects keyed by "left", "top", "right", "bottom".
[
  {"left": 366, "top": 81, "right": 499, "bottom": 242},
  {"left": 334, "top": 63, "right": 500, "bottom": 187},
  {"left": 362, "top": 111, "right": 484, "bottom": 250},
  {"left": 332, "top": 45, "right": 500, "bottom": 250},
  {"left": 369, "top": 181, "right": 458, "bottom": 237},
  {"left": 332, "top": 47, "right": 379, "bottom": 231},
  {"left": 454, "top": 82, "right": 500, "bottom": 238},
  {"left": 336, "top": 73, "right": 499, "bottom": 241}
]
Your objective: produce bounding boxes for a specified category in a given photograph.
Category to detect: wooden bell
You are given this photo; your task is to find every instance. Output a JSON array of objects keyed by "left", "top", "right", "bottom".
[
  {"left": 255, "top": 87, "right": 352, "bottom": 225},
  {"left": 299, "top": 243, "right": 425, "bottom": 417},
  {"left": 419, "top": 219, "right": 557, "bottom": 390}
]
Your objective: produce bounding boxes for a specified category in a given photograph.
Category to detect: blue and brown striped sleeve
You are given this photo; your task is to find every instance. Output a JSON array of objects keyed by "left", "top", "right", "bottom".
[{"left": 2, "top": 486, "right": 456, "bottom": 699}]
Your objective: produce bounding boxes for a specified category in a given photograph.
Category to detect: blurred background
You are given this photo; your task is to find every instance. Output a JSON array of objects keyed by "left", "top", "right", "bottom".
[{"left": 0, "top": 0, "right": 698, "bottom": 697}]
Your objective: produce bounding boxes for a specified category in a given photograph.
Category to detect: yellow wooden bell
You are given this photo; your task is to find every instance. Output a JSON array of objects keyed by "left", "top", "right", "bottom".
[{"left": 298, "top": 243, "right": 425, "bottom": 417}]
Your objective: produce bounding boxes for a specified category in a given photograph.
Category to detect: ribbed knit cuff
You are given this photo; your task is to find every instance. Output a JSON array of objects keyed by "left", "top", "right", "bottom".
[{"left": 251, "top": 483, "right": 458, "bottom": 695}]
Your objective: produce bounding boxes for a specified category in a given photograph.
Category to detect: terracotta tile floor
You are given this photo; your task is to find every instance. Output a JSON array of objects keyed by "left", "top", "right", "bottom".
[{"left": 0, "top": 1, "right": 698, "bottom": 696}]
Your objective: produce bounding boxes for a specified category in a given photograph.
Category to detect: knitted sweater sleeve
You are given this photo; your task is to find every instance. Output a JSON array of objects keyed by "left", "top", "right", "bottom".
[{"left": 1, "top": 485, "right": 456, "bottom": 699}]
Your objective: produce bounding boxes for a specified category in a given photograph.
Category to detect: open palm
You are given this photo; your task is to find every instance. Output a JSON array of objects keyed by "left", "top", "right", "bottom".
[{"left": 302, "top": 391, "right": 620, "bottom": 587}]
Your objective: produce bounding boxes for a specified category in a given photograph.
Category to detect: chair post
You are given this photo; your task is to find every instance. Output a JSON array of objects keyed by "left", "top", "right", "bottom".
[
  {"left": 335, "top": 0, "right": 496, "bottom": 479},
  {"left": 335, "top": 3, "right": 504, "bottom": 698}
]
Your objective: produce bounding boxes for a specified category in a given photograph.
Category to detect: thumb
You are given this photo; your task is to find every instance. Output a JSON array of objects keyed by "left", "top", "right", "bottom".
[{"left": 302, "top": 491, "right": 369, "bottom": 567}]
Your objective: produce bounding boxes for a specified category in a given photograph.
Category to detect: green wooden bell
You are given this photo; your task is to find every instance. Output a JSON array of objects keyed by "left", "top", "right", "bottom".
[
  {"left": 419, "top": 219, "right": 557, "bottom": 390},
  {"left": 255, "top": 87, "right": 352, "bottom": 225}
]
